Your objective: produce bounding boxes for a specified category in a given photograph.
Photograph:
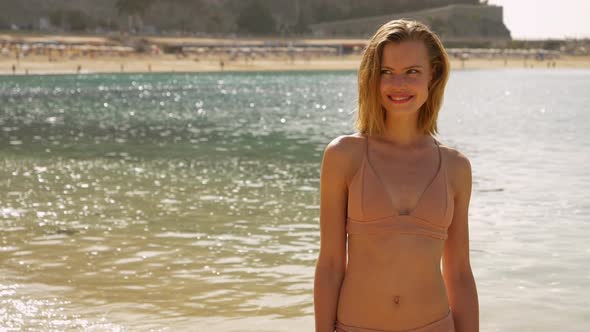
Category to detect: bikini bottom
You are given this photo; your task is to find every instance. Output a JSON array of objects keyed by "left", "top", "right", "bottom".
[{"left": 335, "top": 310, "right": 454, "bottom": 332}]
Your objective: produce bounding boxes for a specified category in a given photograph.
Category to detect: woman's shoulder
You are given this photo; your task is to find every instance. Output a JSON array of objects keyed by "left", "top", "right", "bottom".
[
  {"left": 439, "top": 144, "right": 470, "bottom": 170},
  {"left": 322, "top": 133, "right": 367, "bottom": 181},
  {"left": 437, "top": 142, "right": 472, "bottom": 190},
  {"left": 323, "top": 133, "right": 367, "bottom": 160}
]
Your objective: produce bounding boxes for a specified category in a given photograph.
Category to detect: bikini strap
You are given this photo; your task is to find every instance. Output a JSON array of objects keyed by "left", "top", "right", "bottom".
[
  {"left": 365, "top": 134, "right": 370, "bottom": 160},
  {"left": 433, "top": 136, "right": 444, "bottom": 172}
]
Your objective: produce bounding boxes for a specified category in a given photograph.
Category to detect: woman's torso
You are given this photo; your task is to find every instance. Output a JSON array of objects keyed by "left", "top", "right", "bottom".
[{"left": 336, "top": 134, "right": 454, "bottom": 330}]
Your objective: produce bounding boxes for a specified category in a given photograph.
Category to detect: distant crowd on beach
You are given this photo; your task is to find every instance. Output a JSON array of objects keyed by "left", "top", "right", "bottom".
[
  {"left": 0, "top": 36, "right": 582, "bottom": 75},
  {"left": 1, "top": 40, "right": 137, "bottom": 60}
]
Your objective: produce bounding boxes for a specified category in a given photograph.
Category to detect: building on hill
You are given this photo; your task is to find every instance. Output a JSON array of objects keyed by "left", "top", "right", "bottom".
[{"left": 309, "top": 4, "right": 511, "bottom": 42}]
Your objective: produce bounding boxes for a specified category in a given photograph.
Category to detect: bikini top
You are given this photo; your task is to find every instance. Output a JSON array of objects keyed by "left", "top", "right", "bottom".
[{"left": 346, "top": 136, "right": 454, "bottom": 240}]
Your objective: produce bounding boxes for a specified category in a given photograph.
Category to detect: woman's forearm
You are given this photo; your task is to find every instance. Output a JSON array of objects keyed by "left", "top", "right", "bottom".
[
  {"left": 314, "top": 265, "right": 345, "bottom": 332},
  {"left": 448, "top": 272, "right": 479, "bottom": 332}
]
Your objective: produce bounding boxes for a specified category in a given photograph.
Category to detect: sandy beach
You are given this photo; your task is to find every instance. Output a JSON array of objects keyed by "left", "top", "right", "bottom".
[
  {"left": 3, "top": 54, "right": 590, "bottom": 75},
  {"left": 2, "top": 33, "right": 589, "bottom": 75},
  {"left": 0, "top": 54, "right": 361, "bottom": 75}
]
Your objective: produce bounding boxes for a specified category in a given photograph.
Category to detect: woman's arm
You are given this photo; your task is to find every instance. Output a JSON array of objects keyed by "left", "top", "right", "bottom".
[
  {"left": 442, "top": 151, "right": 479, "bottom": 332},
  {"left": 314, "top": 137, "right": 351, "bottom": 332}
]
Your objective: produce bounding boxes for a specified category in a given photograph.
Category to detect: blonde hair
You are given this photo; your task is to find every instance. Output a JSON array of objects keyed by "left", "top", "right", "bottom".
[{"left": 355, "top": 19, "right": 450, "bottom": 136}]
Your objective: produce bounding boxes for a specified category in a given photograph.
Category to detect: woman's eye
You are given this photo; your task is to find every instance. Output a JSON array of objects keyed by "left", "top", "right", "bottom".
[
  {"left": 380, "top": 69, "right": 391, "bottom": 75},
  {"left": 407, "top": 69, "right": 420, "bottom": 74}
]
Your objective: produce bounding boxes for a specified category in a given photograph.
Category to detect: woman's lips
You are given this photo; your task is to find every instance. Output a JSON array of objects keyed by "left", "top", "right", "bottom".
[{"left": 387, "top": 94, "right": 414, "bottom": 104}]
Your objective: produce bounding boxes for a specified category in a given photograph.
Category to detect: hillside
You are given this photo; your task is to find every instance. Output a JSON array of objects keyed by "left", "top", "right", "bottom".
[{"left": 0, "top": 0, "right": 489, "bottom": 36}]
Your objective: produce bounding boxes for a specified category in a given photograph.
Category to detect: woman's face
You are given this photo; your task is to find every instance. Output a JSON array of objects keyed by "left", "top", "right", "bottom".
[{"left": 379, "top": 40, "right": 433, "bottom": 115}]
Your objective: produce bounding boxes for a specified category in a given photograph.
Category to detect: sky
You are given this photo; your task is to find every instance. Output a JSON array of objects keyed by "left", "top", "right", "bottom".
[{"left": 487, "top": 0, "right": 590, "bottom": 39}]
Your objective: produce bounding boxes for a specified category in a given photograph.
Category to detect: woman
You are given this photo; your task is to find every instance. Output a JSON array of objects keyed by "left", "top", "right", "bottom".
[{"left": 314, "top": 20, "right": 479, "bottom": 332}]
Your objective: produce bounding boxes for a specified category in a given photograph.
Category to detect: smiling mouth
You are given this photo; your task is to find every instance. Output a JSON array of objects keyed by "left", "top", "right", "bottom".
[{"left": 387, "top": 95, "right": 414, "bottom": 104}]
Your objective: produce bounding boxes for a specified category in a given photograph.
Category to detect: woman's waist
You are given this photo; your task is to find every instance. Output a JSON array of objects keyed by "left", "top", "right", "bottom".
[
  {"left": 337, "top": 274, "right": 450, "bottom": 329},
  {"left": 340, "top": 267, "right": 447, "bottom": 302},
  {"left": 347, "top": 247, "right": 443, "bottom": 273},
  {"left": 347, "top": 234, "right": 444, "bottom": 262}
]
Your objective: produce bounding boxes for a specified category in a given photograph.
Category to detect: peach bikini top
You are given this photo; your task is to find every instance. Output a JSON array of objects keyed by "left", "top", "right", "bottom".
[{"left": 346, "top": 136, "right": 454, "bottom": 240}]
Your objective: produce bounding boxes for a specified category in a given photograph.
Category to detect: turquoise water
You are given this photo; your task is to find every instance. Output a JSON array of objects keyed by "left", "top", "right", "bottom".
[{"left": 1, "top": 70, "right": 589, "bottom": 331}]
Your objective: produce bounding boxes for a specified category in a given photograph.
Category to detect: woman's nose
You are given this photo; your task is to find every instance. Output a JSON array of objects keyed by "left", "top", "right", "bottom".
[{"left": 386, "top": 74, "right": 407, "bottom": 86}]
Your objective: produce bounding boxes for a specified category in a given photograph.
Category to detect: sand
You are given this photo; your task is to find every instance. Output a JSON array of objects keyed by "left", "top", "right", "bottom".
[
  {"left": 2, "top": 33, "right": 589, "bottom": 75},
  {"left": 0, "top": 54, "right": 362, "bottom": 75},
  {"left": 2, "top": 54, "right": 590, "bottom": 76}
]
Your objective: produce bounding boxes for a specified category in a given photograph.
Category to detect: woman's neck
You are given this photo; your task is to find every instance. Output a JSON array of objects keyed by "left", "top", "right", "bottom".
[{"left": 379, "top": 112, "right": 429, "bottom": 147}]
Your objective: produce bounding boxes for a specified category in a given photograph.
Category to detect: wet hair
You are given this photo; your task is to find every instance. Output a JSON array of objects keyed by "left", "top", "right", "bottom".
[{"left": 355, "top": 19, "right": 450, "bottom": 136}]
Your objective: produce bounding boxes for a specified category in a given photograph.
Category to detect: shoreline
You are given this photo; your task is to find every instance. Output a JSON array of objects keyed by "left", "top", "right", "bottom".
[
  {"left": 3, "top": 33, "right": 590, "bottom": 75},
  {"left": 2, "top": 56, "right": 590, "bottom": 76}
]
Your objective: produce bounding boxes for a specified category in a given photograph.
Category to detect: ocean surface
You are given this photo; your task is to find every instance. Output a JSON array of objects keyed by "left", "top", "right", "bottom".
[{"left": 1, "top": 69, "right": 589, "bottom": 331}]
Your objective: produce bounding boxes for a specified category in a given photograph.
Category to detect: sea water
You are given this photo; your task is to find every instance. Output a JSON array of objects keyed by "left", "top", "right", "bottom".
[{"left": 1, "top": 69, "right": 589, "bottom": 331}]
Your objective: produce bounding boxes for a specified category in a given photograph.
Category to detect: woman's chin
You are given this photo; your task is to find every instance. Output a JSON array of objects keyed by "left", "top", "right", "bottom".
[{"left": 383, "top": 106, "right": 421, "bottom": 115}]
